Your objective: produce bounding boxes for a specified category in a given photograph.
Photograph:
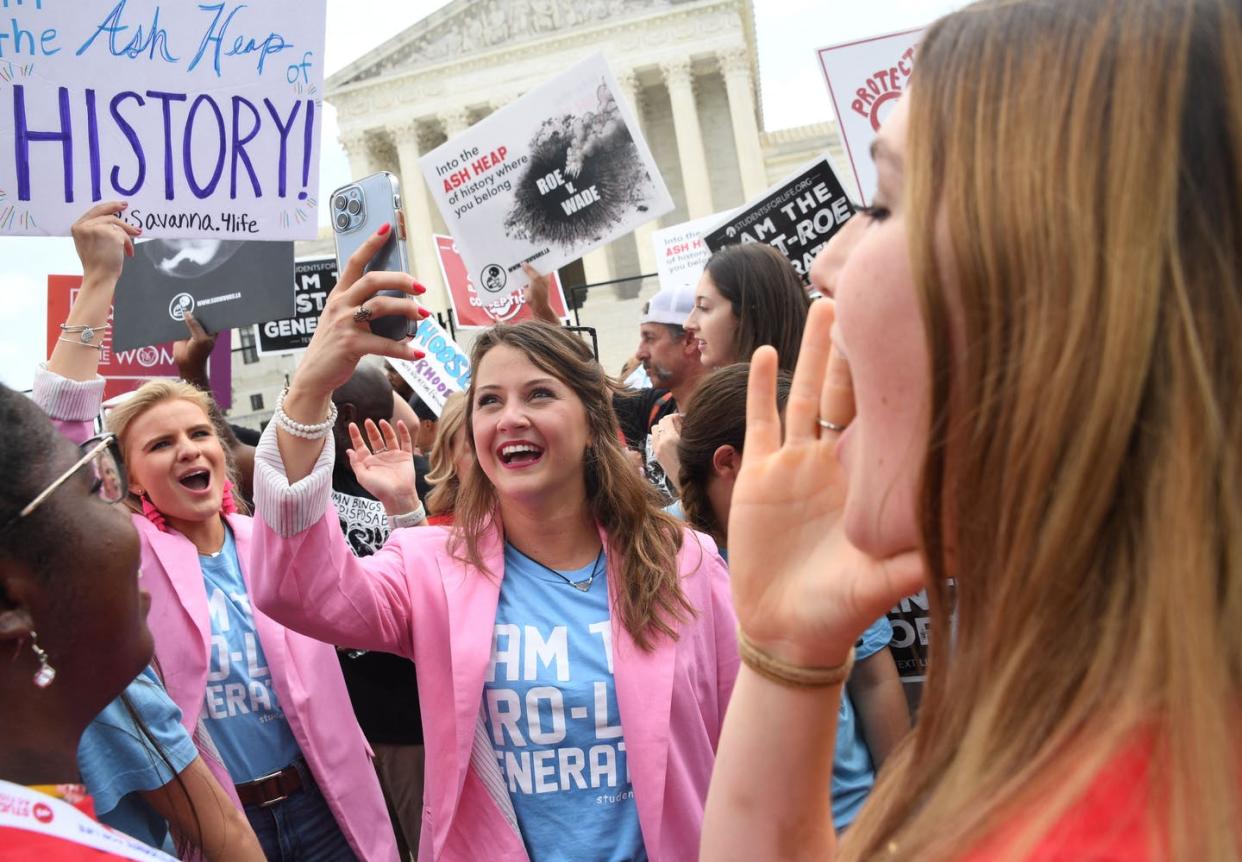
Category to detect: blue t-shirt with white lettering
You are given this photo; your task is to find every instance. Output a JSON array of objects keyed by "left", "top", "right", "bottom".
[
  {"left": 483, "top": 544, "right": 646, "bottom": 862},
  {"left": 200, "top": 527, "right": 301, "bottom": 783}
]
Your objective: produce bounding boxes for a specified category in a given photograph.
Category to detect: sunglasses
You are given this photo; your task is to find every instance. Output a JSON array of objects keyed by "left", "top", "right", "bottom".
[{"left": 1, "top": 434, "right": 128, "bottom": 532}]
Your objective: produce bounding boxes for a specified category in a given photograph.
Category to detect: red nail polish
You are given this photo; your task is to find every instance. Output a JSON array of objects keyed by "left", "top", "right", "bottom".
[
  {"left": 413, "top": 349, "right": 426, "bottom": 360},
  {"left": 418, "top": 307, "right": 432, "bottom": 319},
  {"left": 378, "top": 223, "right": 391, "bottom": 236},
  {"left": 412, "top": 280, "right": 426, "bottom": 295}
]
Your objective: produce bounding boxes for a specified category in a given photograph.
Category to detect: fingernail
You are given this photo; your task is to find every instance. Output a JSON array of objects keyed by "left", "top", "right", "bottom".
[
  {"left": 412, "top": 280, "right": 426, "bottom": 295},
  {"left": 378, "top": 223, "right": 391, "bottom": 236},
  {"left": 412, "top": 349, "right": 426, "bottom": 360},
  {"left": 418, "top": 307, "right": 432, "bottom": 319}
]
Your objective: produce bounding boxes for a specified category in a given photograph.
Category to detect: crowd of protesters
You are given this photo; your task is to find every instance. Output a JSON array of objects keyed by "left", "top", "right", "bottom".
[{"left": 1, "top": 0, "right": 1239, "bottom": 859}]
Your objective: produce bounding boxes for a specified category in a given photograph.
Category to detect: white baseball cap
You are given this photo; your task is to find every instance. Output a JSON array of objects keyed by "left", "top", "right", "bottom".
[{"left": 639, "top": 286, "right": 696, "bottom": 327}]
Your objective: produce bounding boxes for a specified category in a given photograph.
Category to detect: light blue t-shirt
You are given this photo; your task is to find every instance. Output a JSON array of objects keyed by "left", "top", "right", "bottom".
[
  {"left": 831, "top": 615, "right": 893, "bottom": 829},
  {"left": 78, "top": 666, "right": 198, "bottom": 850},
  {"left": 200, "top": 527, "right": 301, "bottom": 783},
  {"left": 482, "top": 544, "right": 646, "bottom": 862}
]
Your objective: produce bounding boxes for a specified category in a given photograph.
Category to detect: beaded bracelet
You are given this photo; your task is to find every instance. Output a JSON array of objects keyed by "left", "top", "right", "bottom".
[
  {"left": 273, "top": 388, "right": 338, "bottom": 440},
  {"left": 736, "top": 629, "right": 855, "bottom": 688}
]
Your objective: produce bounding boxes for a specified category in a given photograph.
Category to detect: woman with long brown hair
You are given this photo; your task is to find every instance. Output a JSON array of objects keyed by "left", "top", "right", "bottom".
[
  {"left": 248, "top": 228, "right": 737, "bottom": 862},
  {"left": 702, "top": 0, "right": 1242, "bottom": 859}
]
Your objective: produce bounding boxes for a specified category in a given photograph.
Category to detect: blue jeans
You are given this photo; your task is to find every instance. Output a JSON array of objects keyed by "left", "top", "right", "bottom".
[{"left": 244, "top": 760, "right": 356, "bottom": 861}]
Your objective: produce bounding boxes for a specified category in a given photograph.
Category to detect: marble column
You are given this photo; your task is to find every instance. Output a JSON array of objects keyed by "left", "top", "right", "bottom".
[
  {"left": 719, "top": 48, "right": 768, "bottom": 200},
  {"left": 616, "top": 69, "right": 658, "bottom": 278},
  {"left": 660, "top": 59, "right": 714, "bottom": 219},
  {"left": 439, "top": 108, "right": 471, "bottom": 140},
  {"left": 392, "top": 119, "right": 448, "bottom": 312},
  {"left": 339, "top": 130, "right": 376, "bottom": 181}
]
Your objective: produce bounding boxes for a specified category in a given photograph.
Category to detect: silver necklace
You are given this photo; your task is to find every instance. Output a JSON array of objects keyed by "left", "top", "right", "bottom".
[{"left": 510, "top": 545, "right": 605, "bottom": 592}]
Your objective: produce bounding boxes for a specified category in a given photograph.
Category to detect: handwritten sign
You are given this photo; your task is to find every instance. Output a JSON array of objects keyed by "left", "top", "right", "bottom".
[
  {"left": 703, "top": 159, "right": 854, "bottom": 281},
  {"left": 0, "top": 1, "right": 326, "bottom": 239},
  {"left": 386, "top": 316, "right": 470, "bottom": 417},
  {"left": 817, "top": 28, "right": 923, "bottom": 204},
  {"left": 46, "top": 273, "right": 232, "bottom": 406},
  {"left": 420, "top": 53, "right": 672, "bottom": 305},
  {"left": 256, "top": 257, "right": 335, "bottom": 355},
  {"left": 434, "top": 234, "right": 568, "bottom": 329}
]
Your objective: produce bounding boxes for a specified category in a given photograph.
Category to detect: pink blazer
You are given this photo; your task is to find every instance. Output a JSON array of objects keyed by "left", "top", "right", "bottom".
[
  {"left": 34, "top": 369, "right": 396, "bottom": 862},
  {"left": 249, "top": 438, "right": 739, "bottom": 861}
]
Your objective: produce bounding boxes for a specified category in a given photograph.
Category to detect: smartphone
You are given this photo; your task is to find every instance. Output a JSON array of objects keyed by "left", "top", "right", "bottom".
[{"left": 330, "top": 172, "right": 412, "bottom": 340}]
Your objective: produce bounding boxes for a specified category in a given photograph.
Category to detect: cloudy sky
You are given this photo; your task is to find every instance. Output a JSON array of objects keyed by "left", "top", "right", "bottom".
[{"left": 0, "top": 0, "right": 964, "bottom": 390}]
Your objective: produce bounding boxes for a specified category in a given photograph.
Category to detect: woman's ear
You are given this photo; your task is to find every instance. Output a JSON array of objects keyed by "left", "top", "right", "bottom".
[
  {"left": 711, "top": 444, "right": 742, "bottom": 480},
  {"left": 0, "top": 567, "right": 36, "bottom": 646}
]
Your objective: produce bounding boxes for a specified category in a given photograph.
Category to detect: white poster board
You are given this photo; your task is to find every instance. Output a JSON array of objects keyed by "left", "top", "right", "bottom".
[
  {"left": 651, "top": 211, "right": 735, "bottom": 294},
  {"left": 0, "top": 1, "right": 326, "bottom": 239},
  {"left": 817, "top": 28, "right": 924, "bottom": 204},
  {"left": 420, "top": 52, "right": 673, "bottom": 305}
]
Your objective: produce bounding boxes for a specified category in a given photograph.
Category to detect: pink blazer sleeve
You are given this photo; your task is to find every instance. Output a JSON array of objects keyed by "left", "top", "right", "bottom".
[
  {"left": 30, "top": 364, "right": 106, "bottom": 444},
  {"left": 248, "top": 422, "right": 435, "bottom": 660}
]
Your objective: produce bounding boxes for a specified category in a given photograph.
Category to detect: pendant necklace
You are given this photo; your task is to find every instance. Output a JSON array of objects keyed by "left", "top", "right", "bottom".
[{"left": 511, "top": 544, "right": 605, "bottom": 592}]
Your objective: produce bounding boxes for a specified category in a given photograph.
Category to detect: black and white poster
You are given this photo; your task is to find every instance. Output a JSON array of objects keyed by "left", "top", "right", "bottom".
[
  {"left": 256, "top": 258, "right": 338, "bottom": 355},
  {"left": 420, "top": 53, "right": 673, "bottom": 304},
  {"left": 703, "top": 158, "right": 855, "bottom": 282},
  {"left": 112, "top": 240, "right": 295, "bottom": 351}
]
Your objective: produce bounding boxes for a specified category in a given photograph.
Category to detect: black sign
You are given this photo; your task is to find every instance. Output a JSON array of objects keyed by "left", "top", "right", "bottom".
[
  {"left": 703, "top": 159, "right": 854, "bottom": 281},
  {"left": 256, "top": 258, "right": 338, "bottom": 355},
  {"left": 112, "top": 240, "right": 295, "bottom": 351}
]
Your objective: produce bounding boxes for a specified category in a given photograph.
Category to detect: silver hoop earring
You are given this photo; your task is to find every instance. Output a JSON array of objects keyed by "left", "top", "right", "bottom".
[{"left": 29, "top": 631, "right": 55, "bottom": 688}]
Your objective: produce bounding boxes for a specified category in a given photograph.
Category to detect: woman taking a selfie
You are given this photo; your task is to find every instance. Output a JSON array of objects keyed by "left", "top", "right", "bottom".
[
  {"left": 248, "top": 228, "right": 738, "bottom": 862},
  {"left": 701, "top": 0, "right": 1242, "bottom": 859}
]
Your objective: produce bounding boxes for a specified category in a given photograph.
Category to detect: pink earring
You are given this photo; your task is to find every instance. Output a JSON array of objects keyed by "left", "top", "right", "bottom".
[
  {"left": 220, "top": 480, "right": 237, "bottom": 516},
  {"left": 140, "top": 493, "right": 169, "bottom": 533}
]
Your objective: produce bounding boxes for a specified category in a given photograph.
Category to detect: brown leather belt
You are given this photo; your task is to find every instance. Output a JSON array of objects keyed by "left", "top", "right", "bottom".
[{"left": 235, "top": 762, "right": 303, "bottom": 808}]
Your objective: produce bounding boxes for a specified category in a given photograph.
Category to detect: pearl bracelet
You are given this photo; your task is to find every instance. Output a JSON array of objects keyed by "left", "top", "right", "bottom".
[
  {"left": 273, "top": 388, "right": 338, "bottom": 440},
  {"left": 387, "top": 503, "right": 427, "bottom": 530}
]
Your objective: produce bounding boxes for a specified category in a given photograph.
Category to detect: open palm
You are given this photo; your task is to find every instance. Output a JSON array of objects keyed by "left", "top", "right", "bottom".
[
  {"left": 348, "top": 418, "right": 419, "bottom": 508},
  {"left": 728, "top": 302, "right": 925, "bottom": 667}
]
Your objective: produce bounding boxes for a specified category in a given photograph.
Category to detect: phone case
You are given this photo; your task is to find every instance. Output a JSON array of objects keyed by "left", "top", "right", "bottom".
[{"left": 330, "top": 172, "right": 412, "bottom": 340}]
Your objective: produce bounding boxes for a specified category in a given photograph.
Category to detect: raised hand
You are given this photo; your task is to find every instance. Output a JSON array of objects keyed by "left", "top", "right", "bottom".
[
  {"left": 288, "top": 224, "right": 428, "bottom": 403},
  {"left": 651, "top": 412, "right": 683, "bottom": 490},
  {"left": 348, "top": 418, "right": 420, "bottom": 515},
  {"left": 72, "top": 201, "right": 141, "bottom": 287},
  {"left": 726, "top": 300, "right": 924, "bottom": 668},
  {"left": 521, "top": 262, "right": 559, "bottom": 324},
  {"left": 173, "top": 312, "right": 218, "bottom": 391}
]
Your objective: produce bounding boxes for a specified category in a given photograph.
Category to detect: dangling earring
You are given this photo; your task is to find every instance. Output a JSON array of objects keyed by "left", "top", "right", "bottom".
[
  {"left": 29, "top": 631, "right": 55, "bottom": 688},
  {"left": 139, "top": 493, "right": 169, "bottom": 533}
]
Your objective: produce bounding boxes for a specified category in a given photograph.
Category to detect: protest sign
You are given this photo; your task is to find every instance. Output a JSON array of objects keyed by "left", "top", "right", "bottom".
[
  {"left": 0, "top": 1, "right": 326, "bottom": 239},
  {"left": 46, "top": 274, "right": 232, "bottom": 406},
  {"left": 434, "top": 234, "right": 568, "bottom": 328},
  {"left": 817, "top": 28, "right": 924, "bottom": 204},
  {"left": 703, "top": 159, "right": 854, "bottom": 281},
  {"left": 420, "top": 53, "right": 672, "bottom": 305},
  {"left": 652, "top": 212, "right": 734, "bottom": 294},
  {"left": 888, "top": 590, "right": 931, "bottom": 684},
  {"left": 386, "top": 316, "right": 470, "bottom": 417},
  {"left": 256, "top": 257, "right": 335, "bottom": 354},
  {"left": 112, "top": 239, "right": 294, "bottom": 351}
]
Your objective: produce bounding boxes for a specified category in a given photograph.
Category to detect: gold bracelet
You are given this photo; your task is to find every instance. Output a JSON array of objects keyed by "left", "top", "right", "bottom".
[{"left": 736, "top": 629, "right": 855, "bottom": 688}]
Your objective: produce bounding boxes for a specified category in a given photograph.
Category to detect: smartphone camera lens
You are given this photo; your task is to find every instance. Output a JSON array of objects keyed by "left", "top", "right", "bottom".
[
  {"left": 347, "top": 199, "right": 362, "bottom": 215},
  {"left": 334, "top": 195, "right": 348, "bottom": 211},
  {"left": 336, "top": 213, "right": 350, "bottom": 229}
]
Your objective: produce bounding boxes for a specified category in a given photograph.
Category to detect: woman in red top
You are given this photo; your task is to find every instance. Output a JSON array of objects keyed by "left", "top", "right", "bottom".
[{"left": 702, "top": 0, "right": 1242, "bottom": 859}]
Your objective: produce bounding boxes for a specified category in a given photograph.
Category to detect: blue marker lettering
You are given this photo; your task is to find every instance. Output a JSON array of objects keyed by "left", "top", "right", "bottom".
[
  {"left": 230, "top": 95, "right": 261, "bottom": 198},
  {"left": 184, "top": 94, "right": 226, "bottom": 198},
  {"left": 109, "top": 91, "right": 147, "bottom": 196},
  {"left": 14, "top": 84, "right": 73, "bottom": 202},
  {"left": 146, "top": 90, "right": 187, "bottom": 200},
  {"left": 262, "top": 98, "right": 299, "bottom": 198}
]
